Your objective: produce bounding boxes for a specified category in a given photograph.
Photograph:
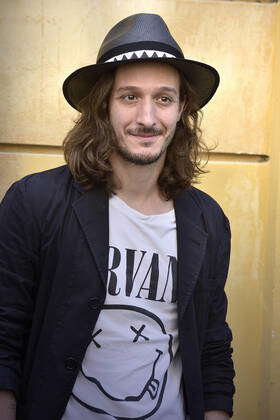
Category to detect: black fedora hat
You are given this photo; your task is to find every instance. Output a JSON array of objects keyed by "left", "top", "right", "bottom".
[{"left": 63, "top": 13, "right": 219, "bottom": 111}]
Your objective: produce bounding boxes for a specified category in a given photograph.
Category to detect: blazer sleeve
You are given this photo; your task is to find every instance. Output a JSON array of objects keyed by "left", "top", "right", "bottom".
[
  {"left": 0, "top": 179, "right": 40, "bottom": 396},
  {"left": 201, "top": 210, "right": 235, "bottom": 416}
]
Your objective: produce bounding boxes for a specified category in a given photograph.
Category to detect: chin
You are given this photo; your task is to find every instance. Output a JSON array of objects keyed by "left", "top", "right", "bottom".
[{"left": 117, "top": 148, "right": 164, "bottom": 166}]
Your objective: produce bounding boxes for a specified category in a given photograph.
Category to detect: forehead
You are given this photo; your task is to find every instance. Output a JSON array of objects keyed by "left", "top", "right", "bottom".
[{"left": 112, "top": 62, "right": 181, "bottom": 91}]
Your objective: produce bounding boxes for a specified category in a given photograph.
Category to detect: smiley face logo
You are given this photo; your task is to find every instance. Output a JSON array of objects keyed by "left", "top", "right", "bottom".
[{"left": 72, "top": 304, "right": 173, "bottom": 419}]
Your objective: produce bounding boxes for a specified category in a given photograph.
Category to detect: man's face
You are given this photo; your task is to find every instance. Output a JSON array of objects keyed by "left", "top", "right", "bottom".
[{"left": 108, "top": 62, "right": 184, "bottom": 166}]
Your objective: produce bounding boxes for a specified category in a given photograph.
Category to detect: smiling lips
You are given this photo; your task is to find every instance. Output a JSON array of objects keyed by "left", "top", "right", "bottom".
[
  {"left": 132, "top": 135, "right": 160, "bottom": 142},
  {"left": 127, "top": 130, "right": 163, "bottom": 143},
  {"left": 129, "top": 134, "right": 161, "bottom": 146}
]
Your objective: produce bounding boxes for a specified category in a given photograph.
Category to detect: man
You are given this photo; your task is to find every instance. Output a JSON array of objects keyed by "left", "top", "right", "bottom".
[{"left": 0, "top": 13, "right": 235, "bottom": 420}]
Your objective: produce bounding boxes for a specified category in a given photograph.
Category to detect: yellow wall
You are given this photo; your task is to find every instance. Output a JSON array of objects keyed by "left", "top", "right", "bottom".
[
  {"left": 266, "top": 3, "right": 280, "bottom": 418},
  {"left": 0, "top": 1, "right": 279, "bottom": 418}
]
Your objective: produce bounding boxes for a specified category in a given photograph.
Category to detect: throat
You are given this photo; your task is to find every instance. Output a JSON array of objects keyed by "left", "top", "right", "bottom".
[
  {"left": 114, "top": 192, "right": 173, "bottom": 215},
  {"left": 110, "top": 152, "right": 172, "bottom": 214}
]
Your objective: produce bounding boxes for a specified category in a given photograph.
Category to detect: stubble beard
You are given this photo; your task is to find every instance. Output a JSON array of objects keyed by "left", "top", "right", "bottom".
[
  {"left": 115, "top": 144, "right": 164, "bottom": 166},
  {"left": 114, "top": 129, "right": 175, "bottom": 166}
]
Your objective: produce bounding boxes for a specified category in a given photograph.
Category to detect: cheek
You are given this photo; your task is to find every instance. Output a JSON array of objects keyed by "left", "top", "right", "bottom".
[
  {"left": 160, "top": 107, "right": 182, "bottom": 126},
  {"left": 110, "top": 109, "right": 132, "bottom": 132},
  {"left": 164, "top": 115, "right": 180, "bottom": 131}
]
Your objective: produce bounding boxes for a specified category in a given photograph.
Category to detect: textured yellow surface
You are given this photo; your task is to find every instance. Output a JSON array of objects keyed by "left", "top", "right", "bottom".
[
  {"left": 200, "top": 161, "right": 268, "bottom": 419},
  {"left": 1, "top": 1, "right": 280, "bottom": 419},
  {"left": 0, "top": 1, "right": 276, "bottom": 154},
  {"left": 266, "top": 4, "right": 280, "bottom": 419}
]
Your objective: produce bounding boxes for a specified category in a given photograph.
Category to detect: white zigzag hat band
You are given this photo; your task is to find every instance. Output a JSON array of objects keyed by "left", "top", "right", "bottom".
[{"left": 105, "top": 50, "right": 176, "bottom": 63}]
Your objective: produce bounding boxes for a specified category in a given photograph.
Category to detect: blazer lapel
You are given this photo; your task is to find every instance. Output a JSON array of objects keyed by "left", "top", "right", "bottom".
[
  {"left": 72, "top": 187, "right": 109, "bottom": 288},
  {"left": 174, "top": 189, "right": 208, "bottom": 320},
  {"left": 71, "top": 184, "right": 207, "bottom": 310}
]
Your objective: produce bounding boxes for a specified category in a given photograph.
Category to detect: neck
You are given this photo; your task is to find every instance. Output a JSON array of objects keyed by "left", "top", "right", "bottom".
[{"left": 110, "top": 154, "right": 173, "bottom": 214}]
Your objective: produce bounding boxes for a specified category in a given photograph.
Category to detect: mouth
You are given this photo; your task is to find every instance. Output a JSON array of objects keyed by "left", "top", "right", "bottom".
[
  {"left": 128, "top": 133, "right": 162, "bottom": 143},
  {"left": 130, "top": 135, "right": 161, "bottom": 148},
  {"left": 132, "top": 134, "right": 159, "bottom": 140},
  {"left": 127, "top": 129, "right": 163, "bottom": 139},
  {"left": 134, "top": 134, "right": 157, "bottom": 137}
]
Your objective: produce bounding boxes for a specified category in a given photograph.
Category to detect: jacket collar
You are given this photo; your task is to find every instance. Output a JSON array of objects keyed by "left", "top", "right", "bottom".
[
  {"left": 72, "top": 185, "right": 208, "bottom": 317},
  {"left": 72, "top": 187, "right": 109, "bottom": 287}
]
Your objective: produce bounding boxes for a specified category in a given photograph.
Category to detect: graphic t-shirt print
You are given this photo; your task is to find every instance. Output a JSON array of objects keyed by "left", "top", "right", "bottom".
[
  {"left": 72, "top": 305, "right": 173, "bottom": 418},
  {"left": 62, "top": 196, "right": 185, "bottom": 420}
]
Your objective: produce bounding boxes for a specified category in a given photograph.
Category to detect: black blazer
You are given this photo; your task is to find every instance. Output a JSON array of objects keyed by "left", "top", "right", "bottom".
[{"left": 0, "top": 165, "right": 235, "bottom": 420}]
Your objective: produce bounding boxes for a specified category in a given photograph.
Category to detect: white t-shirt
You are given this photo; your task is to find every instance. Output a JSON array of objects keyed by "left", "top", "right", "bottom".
[{"left": 62, "top": 195, "right": 185, "bottom": 419}]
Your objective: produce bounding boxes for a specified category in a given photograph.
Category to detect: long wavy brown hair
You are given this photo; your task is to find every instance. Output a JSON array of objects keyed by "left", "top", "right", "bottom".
[{"left": 63, "top": 65, "right": 209, "bottom": 200}]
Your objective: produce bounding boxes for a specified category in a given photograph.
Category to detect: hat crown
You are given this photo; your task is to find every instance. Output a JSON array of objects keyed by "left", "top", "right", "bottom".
[{"left": 97, "top": 13, "right": 184, "bottom": 63}]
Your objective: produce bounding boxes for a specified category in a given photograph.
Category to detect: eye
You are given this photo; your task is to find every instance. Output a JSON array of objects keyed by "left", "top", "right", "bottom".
[
  {"left": 121, "top": 94, "right": 137, "bottom": 102},
  {"left": 157, "top": 96, "right": 173, "bottom": 105}
]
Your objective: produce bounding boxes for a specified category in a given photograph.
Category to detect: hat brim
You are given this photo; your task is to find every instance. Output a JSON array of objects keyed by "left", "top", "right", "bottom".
[{"left": 63, "top": 58, "right": 219, "bottom": 111}]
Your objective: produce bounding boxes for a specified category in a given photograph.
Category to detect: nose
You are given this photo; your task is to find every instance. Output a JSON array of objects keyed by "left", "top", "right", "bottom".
[{"left": 135, "top": 98, "right": 156, "bottom": 128}]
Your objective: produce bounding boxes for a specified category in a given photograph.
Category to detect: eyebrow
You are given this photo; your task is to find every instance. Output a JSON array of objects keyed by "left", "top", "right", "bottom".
[{"left": 115, "top": 86, "right": 179, "bottom": 95}]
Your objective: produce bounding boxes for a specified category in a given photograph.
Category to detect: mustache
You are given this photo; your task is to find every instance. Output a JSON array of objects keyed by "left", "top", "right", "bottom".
[{"left": 127, "top": 127, "right": 163, "bottom": 136}]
